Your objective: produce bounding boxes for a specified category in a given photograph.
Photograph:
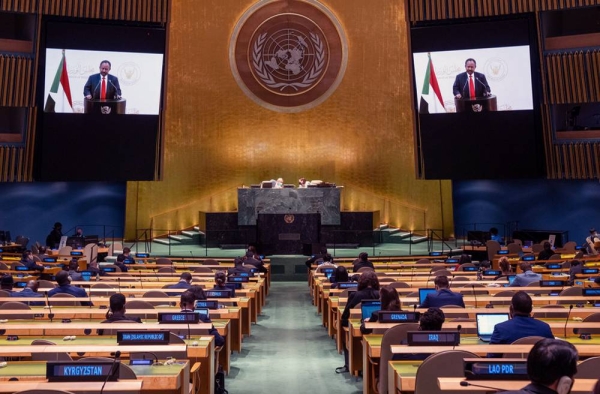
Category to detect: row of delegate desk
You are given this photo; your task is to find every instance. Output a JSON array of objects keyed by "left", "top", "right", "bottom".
[
  {"left": 308, "top": 258, "right": 600, "bottom": 394},
  {"left": 0, "top": 259, "right": 271, "bottom": 394}
]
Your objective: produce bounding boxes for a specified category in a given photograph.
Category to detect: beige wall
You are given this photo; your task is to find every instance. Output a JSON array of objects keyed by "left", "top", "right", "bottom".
[{"left": 125, "top": 0, "right": 454, "bottom": 239}]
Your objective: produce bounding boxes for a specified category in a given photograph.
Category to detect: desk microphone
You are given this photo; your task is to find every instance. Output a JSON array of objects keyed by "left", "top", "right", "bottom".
[
  {"left": 100, "top": 350, "right": 121, "bottom": 394},
  {"left": 472, "top": 284, "right": 478, "bottom": 309},
  {"left": 108, "top": 79, "right": 120, "bottom": 98},
  {"left": 564, "top": 304, "right": 573, "bottom": 338},
  {"left": 190, "top": 251, "right": 194, "bottom": 259},
  {"left": 475, "top": 77, "right": 489, "bottom": 95},
  {"left": 87, "top": 284, "right": 93, "bottom": 310},
  {"left": 461, "top": 78, "right": 469, "bottom": 97},
  {"left": 44, "top": 291, "right": 54, "bottom": 322},
  {"left": 453, "top": 324, "right": 462, "bottom": 350},
  {"left": 117, "top": 277, "right": 121, "bottom": 294},
  {"left": 460, "top": 381, "right": 501, "bottom": 391},
  {"left": 142, "top": 351, "right": 161, "bottom": 366},
  {"left": 139, "top": 270, "right": 144, "bottom": 290}
]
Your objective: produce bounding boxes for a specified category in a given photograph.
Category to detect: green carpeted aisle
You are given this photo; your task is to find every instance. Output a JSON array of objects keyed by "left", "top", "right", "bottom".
[{"left": 226, "top": 282, "right": 361, "bottom": 394}]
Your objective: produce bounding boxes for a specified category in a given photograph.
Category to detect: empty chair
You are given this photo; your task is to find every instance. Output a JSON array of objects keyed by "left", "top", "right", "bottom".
[
  {"left": 357, "top": 266, "right": 374, "bottom": 273},
  {"left": 414, "top": 350, "right": 478, "bottom": 394},
  {"left": 125, "top": 300, "right": 157, "bottom": 320},
  {"left": 194, "top": 266, "right": 213, "bottom": 273},
  {"left": 157, "top": 266, "right": 176, "bottom": 273},
  {"left": 512, "top": 239, "right": 523, "bottom": 247},
  {"left": 202, "top": 259, "right": 219, "bottom": 266},
  {"left": 430, "top": 265, "right": 447, "bottom": 272},
  {"left": 76, "top": 357, "right": 136, "bottom": 379},
  {"left": 548, "top": 254, "right": 562, "bottom": 260},
  {"left": 49, "top": 293, "right": 80, "bottom": 307},
  {"left": 432, "top": 270, "right": 451, "bottom": 277},
  {"left": 459, "top": 284, "right": 489, "bottom": 296},
  {"left": 0, "top": 301, "right": 33, "bottom": 319},
  {"left": 156, "top": 257, "right": 173, "bottom": 266},
  {"left": 378, "top": 277, "right": 394, "bottom": 284},
  {"left": 576, "top": 313, "right": 600, "bottom": 334},
  {"left": 507, "top": 243, "right": 522, "bottom": 254},
  {"left": 574, "top": 356, "right": 600, "bottom": 379},
  {"left": 377, "top": 323, "right": 420, "bottom": 394},
  {"left": 416, "top": 258, "right": 430, "bottom": 265},
  {"left": 557, "top": 286, "right": 582, "bottom": 305},
  {"left": 562, "top": 241, "right": 577, "bottom": 253},
  {"left": 31, "top": 339, "right": 73, "bottom": 362},
  {"left": 503, "top": 336, "right": 545, "bottom": 358},
  {"left": 491, "top": 290, "right": 516, "bottom": 306},
  {"left": 143, "top": 290, "right": 172, "bottom": 306},
  {"left": 534, "top": 305, "right": 568, "bottom": 319},
  {"left": 32, "top": 255, "right": 42, "bottom": 263},
  {"left": 388, "top": 281, "right": 410, "bottom": 289},
  {"left": 0, "top": 289, "right": 11, "bottom": 298},
  {"left": 104, "top": 264, "right": 122, "bottom": 273},
  {"left": 37, "top": 279, "right": 56, "bottom": 289},
  {"left": 485, "top": 240, "right": 501, "bottom": 261},
  {"left": 15, "top": 235, "right": 29, "bottom": 248},
  {"left": 531, "top": 243, "right": 544, "bottom": 253},
  {"left": 451, "top": 276, "right": 470, "bottom": 282},
  {"left": 560, "top": 261, "right": 571, "bottom": 269},
  {"left": 0, "top": 262, "right": 8, "bottom": 270}
]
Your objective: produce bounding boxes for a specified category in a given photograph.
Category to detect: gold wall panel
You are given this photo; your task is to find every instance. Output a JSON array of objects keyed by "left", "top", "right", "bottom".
[{"left": 125, "top": 0, "right": 454, "bottom": 239}]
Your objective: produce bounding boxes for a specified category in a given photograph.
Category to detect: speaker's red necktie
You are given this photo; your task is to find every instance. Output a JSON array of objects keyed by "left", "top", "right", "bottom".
[
  {"left": 469, "top": 74, "right": 475, "bottom": 98},
  {"left": 101, "top": 77, "right": 106, "bottom": 99}
]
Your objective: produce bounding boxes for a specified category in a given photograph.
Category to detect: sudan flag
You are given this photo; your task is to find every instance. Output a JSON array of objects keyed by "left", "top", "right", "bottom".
[
  {"left": 44, "top": 49, "right": 73, "bottom": 113},
  {"left": 419, "top": 53, "right": 445, "bottom": 114}
]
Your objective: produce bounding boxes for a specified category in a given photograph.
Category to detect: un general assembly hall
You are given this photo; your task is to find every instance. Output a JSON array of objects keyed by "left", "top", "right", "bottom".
[{"left": 1, "top": 0, "right": 600, "bottom": 393}]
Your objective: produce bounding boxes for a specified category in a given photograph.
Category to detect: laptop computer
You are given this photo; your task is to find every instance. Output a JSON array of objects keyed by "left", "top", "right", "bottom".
[
  {"left": 360, "top": 299, "right": 381, "bottom": 320},
  {"left": 476, "top": 313, "right": 509, "bottom": 342},
  {"left": 418, "top": 288, "right": 436, "bottom": 305}
]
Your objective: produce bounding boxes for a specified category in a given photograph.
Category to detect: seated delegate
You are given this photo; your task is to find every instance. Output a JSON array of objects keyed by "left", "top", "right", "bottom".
[{"left": 420, "top": 275, "right": 465, "bottom": 308}]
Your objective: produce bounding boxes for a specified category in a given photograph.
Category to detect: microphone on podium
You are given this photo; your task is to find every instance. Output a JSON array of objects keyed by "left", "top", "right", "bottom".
[{"left": 459, "top": 380, "right": 502, "bottom": 391}]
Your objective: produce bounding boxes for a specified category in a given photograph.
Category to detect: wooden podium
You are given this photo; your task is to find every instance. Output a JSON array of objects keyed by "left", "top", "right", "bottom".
[
  {"left": 84, "top": 98, "right": 126, "bottom": 114},
  {"left": 454, "top": 95, "right": 497, "bottom": 113}
]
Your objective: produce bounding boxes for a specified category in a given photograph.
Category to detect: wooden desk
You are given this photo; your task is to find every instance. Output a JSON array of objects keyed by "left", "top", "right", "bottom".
[
  {"left": 0, "top": 361, "right": 189, "bottom": 394},
  {"left": 0, "top": 339, "right": 214, "bottom": 394},
  {"left": 437, "top": 377, "right": 597, "bottom": 393},
  {"left": 0, "top": 380, "right": 143, "bottom": 393}
]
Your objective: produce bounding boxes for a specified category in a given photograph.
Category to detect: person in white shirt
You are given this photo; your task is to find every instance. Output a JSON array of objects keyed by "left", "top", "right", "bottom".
[{"left": 586, "top": 228, "right": 599, "bottom": 255}]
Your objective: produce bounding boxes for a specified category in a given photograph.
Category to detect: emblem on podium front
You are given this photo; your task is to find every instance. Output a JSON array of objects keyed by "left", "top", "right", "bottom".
[
  {"left": 284, "top": 214, "right": 295, "bottom": 224},
  {"left": 471, "top": 104, "right": 482, "bottom": 112},
  {"left": 230, "top": 0, "right": 348, "bottom": 113},
  {"left": 100, "top": 106, "right": 111, "bottom": 115}
]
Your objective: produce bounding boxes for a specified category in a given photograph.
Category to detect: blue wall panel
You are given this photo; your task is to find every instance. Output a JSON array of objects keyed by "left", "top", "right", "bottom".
[
  {"left": 453, "top": 179, "right": 600, "bottom": 245},
  {"left": 0, "top": 182, "right": 126, "bottom": 247}
]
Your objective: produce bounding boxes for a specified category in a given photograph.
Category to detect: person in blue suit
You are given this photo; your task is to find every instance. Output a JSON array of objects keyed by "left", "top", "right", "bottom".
[
  {"left": 511, "top": 262, "right": 542, "bottom": 287},
  {"left": 83, "top": 60, "right": 121, "bottom": 100},
  {"left": 48, "top": 270, "right": 92, "bottom": 306},
  {"left": 420, "top": 275, "right": 465, "bottom": 308},
  {"left": 165, "top": 272, "right": 193, "bottom": 296},
  {"left": 490, "top": 291, "right": 554, "bottom": 345},
  {"left": 452, "top": 58, "right": 491, "bottom": 99}
]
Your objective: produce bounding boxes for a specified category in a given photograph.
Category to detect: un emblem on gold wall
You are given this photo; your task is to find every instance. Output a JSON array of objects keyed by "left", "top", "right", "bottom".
[{"left": 230, "top": 0, "right": 348, "bottom": 113}]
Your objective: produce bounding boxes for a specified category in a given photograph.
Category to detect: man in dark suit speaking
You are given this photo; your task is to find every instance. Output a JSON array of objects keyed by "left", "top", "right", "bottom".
[
  {"left": 452, "top": 58, "right": 491, "bottom": 99},
  {"left": 83, "top": 60, "right": 121, "bottom": 100}
]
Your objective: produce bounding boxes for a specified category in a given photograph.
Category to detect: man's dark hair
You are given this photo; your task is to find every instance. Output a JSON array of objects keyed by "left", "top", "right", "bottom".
[
  {"left": 100, "top": 60, "right": 112, "bottom": 68},
  {"left": 116, "top": 254, "right": 125, "bottom": 262},
  {"left": 543, "top": 241, "right": 552, "bottom": 250},
  {"left": 465, "top": 58, "right": 476, "bottom": 66},
  {"left": 489, "top": 227, "right": 498, "bottom": 235},
  {"left": 357, "top": 271, "right": 379, "bottom": 291},
  {"left": 215, "top": 271, "right": 226, "bottom": 286},
  {"left": 245, "top": 251, "right": 254, "bottom": 258},
  {"left": 180, "top": 291, "right": 196, "bottom": 308},
  {"left": 123, "top": 247, "right": 131, "bottom": 254},
  {"left": 420, "top": 307, "right": 445, "bottom": 330},
  {"left": 458, "top": 254, "right": 471, "bottom": 265},
  {"left": 527, "top": 338, "right": 577, "bottom": 386},
  {"left": 55, "top": 270, "right": 70, "bottom": 286},
  {"left": 434, "top": 275, "right": 449, "bottom": 288},
  {"left": 333, "top": 266, "right": 348, "bottom": 282},
  {"left": 511, "top": 291, "right": 533, "bottom": 315},
  {"left": 109, "top": 293, "right": 126, "bottom": 313},
  {"left": 186, "top": 286, "right": 206, "bottom": 301},
  {"left": 359, "top": 252, "right": 368, "bottom": 261},
  {"left": 323, "top": 253, "right": 333, "bottom": 263},
  {"left": 180, "top": 272, "right": 192, "bottom": 282},
  {"left": 21, "top": 250, "right": 31, "bottom": 260}
]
